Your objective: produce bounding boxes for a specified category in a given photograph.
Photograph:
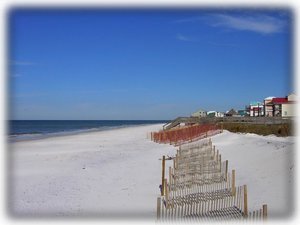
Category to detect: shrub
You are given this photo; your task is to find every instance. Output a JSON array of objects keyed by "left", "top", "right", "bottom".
[{"left": 219, "top": 122, "right": 293, "bottom": 137}]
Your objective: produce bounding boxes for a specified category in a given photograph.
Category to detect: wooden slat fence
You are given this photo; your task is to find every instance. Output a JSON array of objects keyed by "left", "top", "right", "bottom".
[
  {"left": 156, "top": 138, "right": 267, "bottom": 221},
  {"left": 157, "top": 185, "right": 248, "bottom": 221},
  {"left": 150, "top": 124, "right": 221, "bottom": 145}
]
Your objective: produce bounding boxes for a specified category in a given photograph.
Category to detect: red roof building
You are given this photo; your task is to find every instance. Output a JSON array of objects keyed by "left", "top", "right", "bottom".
[
  {"left": 270, "top": 97, "right": 288, "bottom": 104},
  {"left": 265, "top": 94, "right": 297, "bottom": 117}
]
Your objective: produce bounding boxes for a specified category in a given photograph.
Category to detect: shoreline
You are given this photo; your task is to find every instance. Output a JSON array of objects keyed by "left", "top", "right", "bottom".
[{"left": 8, "top": 123, "right": 165, "bottom": 143}]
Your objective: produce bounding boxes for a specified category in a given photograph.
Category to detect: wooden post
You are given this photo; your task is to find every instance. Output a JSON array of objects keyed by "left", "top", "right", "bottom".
[
  {"left": 169, "top": 167, "right": 172, "bottom": 186},
  {"left": 161, "top": 156, "right": 165, "bottom": 196},
  {"left": 157, "top": 197, "right": 161, "bottom": 220},
  {"left": 244, "top": 185, "right": 248, "bottom": 217},
  {"left": 213, "top": 146, "right": 216, "bottom": 161},
  {"left": 263, "top": 204, "right": 267, "bottom": 220},
  {"left": 173, "top": 158, "right": 176, "bottom": 170},
  {"left": 225, "top": 160, "right": 228, "bottom": 181},
  {"left": 232, "top": 170, "right": 236, "bottom": 195},
  {"left": 260, "top": 208, "right": 262, "bottom": 219},
  {"left": 164, "top": 179, "right": 168, "bottom": 208}
]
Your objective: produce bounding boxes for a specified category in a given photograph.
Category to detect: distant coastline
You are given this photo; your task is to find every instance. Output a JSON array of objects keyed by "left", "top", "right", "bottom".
[{"left": 8, "top": 120, "right": 169, "bottom": 142}]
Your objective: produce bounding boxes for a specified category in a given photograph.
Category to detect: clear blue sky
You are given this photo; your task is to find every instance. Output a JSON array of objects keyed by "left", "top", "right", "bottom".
[{"left": 9, "top": 8, "right": 293, "bottom": 120}]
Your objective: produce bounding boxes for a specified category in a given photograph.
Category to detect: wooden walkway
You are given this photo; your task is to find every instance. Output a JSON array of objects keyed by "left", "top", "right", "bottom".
[{"left": 156, "top": 138, "right": 267, "bottom": 221}]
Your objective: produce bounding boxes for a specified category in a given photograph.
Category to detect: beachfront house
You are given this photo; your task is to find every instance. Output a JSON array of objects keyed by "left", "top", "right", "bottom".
[
  {"left": 225, "top": 109, "right": 238, "bottom": 117},
  {"left": 218, "top": 112, "right": 225, "bottom": 117},
  {"left": 265, "top": 98, "right": 286, "bottom": 117},
  {"left": 282, "top": 93, "right": 297, "bottom": 117},
  {"left": 265, "top": 93, "right": 297, "bottom": 117},
  {"left": 249, "top": 101, "right": 264, "bottom": 117},
  {"left": 207, "top": 111, "right": 224, "bottom": 117},
  {"left": 237, "top": 109, "right": 246, "bottom": 117},
  {"left": 191, "top": 109, "right": 207, "bottom": 118},
  {"left": 207, "top": 111, "right": 215, "bottom": 118},
  {"left": 264, "top": 96, "right": 276, "bottom": 117}
]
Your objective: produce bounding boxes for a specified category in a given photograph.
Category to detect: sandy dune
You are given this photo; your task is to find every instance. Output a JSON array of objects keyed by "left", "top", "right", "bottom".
[{"left": 8, "top": 124, "right": 295, "bottom": 219}]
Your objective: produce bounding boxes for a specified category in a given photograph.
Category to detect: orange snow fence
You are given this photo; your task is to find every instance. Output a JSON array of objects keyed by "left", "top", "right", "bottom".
[{"left": 151, "top": 124, "right": 221, "bottom": 145}]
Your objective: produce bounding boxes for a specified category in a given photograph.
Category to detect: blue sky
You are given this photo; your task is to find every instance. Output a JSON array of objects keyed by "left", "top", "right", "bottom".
[{"left": 9, "top": 8, "right": 293, "bottom": 120}]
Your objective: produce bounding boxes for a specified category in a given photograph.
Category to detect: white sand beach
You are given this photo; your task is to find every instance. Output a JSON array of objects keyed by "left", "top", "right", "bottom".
[
  {"left": 211, "top": 131, "right": 295, "bottom": 219},
  {"left": 9, "top": 124, "right": 295, "bottom": 219}
]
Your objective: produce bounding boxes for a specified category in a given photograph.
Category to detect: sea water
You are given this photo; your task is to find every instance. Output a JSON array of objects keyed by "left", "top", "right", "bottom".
[{"left": 8, "top": 120, "right": 168, "bottom": 142}]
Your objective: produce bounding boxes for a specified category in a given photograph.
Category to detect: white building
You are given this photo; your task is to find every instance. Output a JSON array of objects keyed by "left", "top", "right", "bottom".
[
  {"left": 282, "top": 93, "right": 297, "bottom": 117},
  {"left": 207, "top": 111, "right": 224, "bottom": 117},
  {"left": 191, "top": 109, "right": 207, "bottom": 118},
  {"left": 264, "top": 96, "right": 276, "bottom": 117},
  {"left": 264, "top": 93, "right": 297, "bottom": 117},
  {"left": 249, "top": 101, "right": 264, "bottom": 117}
]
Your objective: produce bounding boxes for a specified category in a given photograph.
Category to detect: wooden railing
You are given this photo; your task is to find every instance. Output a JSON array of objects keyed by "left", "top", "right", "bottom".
[{"left": 163, "top": 117, "right": 200, "bottom": 130}]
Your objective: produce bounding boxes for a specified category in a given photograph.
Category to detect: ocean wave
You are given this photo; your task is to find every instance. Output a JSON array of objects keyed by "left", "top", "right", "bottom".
[{"left": 8, "top": 125, "right": 145, "bottom": 142}]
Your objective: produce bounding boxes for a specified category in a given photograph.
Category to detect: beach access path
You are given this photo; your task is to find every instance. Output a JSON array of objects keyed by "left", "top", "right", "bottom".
[{"left": 9, "top": 124, "right": 294, "bottom": 218}]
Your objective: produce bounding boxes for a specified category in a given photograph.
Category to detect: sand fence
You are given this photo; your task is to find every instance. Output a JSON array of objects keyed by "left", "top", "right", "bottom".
[
  {"left": 150, "top": 124, "right": 222, "bottom": 145},
  {"left": 156, "top": 138, "right": 267, "bottom": 221}
]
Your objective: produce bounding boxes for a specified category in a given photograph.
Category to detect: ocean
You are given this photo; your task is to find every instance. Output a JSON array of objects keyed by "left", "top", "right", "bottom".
[{"left": 8, "top": 120, "right": 168, "bottom": 142}]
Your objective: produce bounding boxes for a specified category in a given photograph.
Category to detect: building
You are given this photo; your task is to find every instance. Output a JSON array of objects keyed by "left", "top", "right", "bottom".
[
  {"left": 264, "top": 96, "right": 276, "bottom": 117},
  {"left": 191, "top": 109, "right": 207, "bottom": 118},
  {"left": 282, "top": 93, "right": 297, "bottom": 117},
  {"left": 265, "top": 93, "right": 297, "bottom": 117},
  {"left": 237, "top": 109, "right": 246, "bottom": 117},
  {"left": 217, "top": 112, "right": 225, "bottom": 117},
  {"left": 225, "top": 109, "right": 238, "bottom": 117},
  {"left": 249, "top": 101, "right": 264, "bottom": 117},
  {"left": 266, "top": 98, "right": 286, "bottom": 117},
  {"left": 207, "top": 111, "right": 224, "bottom": 117}
]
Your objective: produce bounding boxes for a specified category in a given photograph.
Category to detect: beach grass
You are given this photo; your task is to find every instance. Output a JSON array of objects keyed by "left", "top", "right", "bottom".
[{"left": 219, "top": 122, "right": 293, "bottom": 136}]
